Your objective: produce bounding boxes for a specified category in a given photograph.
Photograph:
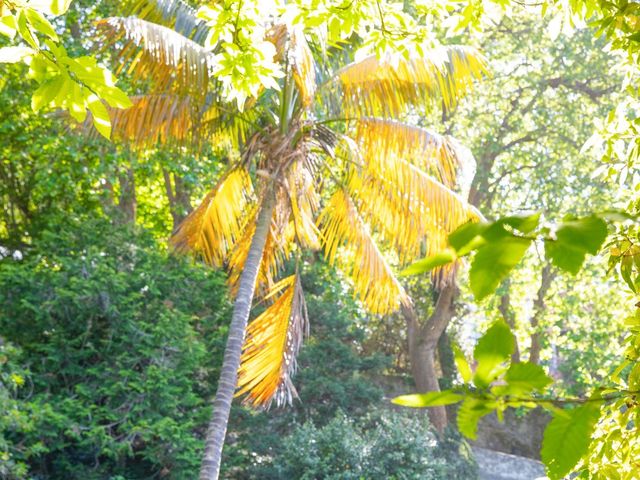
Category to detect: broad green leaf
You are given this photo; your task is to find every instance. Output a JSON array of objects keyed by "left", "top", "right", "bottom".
[
  {"left": 68, "top": 83, "right": 87, "bottom": 123},
  {"left": 470, "top": 237, "right": 531, "bottom": 300},
  {"left": 541, "top": 402, "right": 601, "bottom": 480},
  {"left": 24, "top": 7, "right": 58, "bottom": 41},
  {"left": 448, "top": 222, "right": 489, "bottom": 255},
  {"left": 628, "top": 363, "right": 640, "bottom": 390},
  {"left": 473, "top": 320, "right": 515, "bottom": 388},
  {"left": 453, "top": 342, "right": 472, "bottom": 383},
  {"left": 545, "top": 216, "right": 607, "bottom": 275},
  {"left": 457, "top": 397, "right": 495, "bottom": 439},
  {"left": 400, "top": 249, "right": 456, "bottom": 276},
  {"left": 97, "top": 85, "right": 132, "bottom": 109},
  {"left": 27, "top": 0, "right": 72, "bottom": 15},
  {"left": 17, "top": 9, "right": 39, "bottom": 49},
  {"left": 31, "top": 74, "right": 64, "bottom": 111},
  {"left": 504, "top": 362, "right": 552, "bottom": 394},
  {"left": 0, "top": 46, "right": 34, "bottom": 63},
  {"left": 87, "top": 96, "right": 111, "bottom": 139},
  {"left": 50, "top": 0, "right": 73, "bottom": 15},
  {"left": 392, "top": 390, "right": 463, "bottom": 408},
  {"left": 497, "top": 213, "right": 541, "bottom": 234},
  {"left": 0, "top": 13, "right": 17, "bottom": 39}
]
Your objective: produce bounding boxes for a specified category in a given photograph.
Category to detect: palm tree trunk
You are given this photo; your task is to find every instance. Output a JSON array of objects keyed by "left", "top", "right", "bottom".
[{"left": 199, "top": 189, "right": 275, "bottom": 480}]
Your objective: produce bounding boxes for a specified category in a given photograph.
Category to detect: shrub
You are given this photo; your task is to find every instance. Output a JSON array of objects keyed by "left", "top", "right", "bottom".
[
  {"left": 0, "top": 219, "right": 230, "bottom": 479},
  {"left": 257, "top": 408, "right": 478, "bottom": 480}
]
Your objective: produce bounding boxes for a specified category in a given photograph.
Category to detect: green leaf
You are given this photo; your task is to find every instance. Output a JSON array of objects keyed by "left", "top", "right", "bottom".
[
  {"left": 545, "top": 216, "right": 607, "bottom": 274},
  {"left": 24, "top": 7, "right": 58, "bottom": 41},
  {"left": 31, "top": 74, "right": 64, "bottom": 111},
  {"left": 400, "top": 249, "right": 456, "bottom": 276},
  {"left": 97, "top": 86, "right": 132, "bottom": 109},
  {"left": 50, "top": 0, "right": 73, "bottom": 15},
  {"left": 504, "top": 362, "right": 552, "bottom": 394},
  {"left": 0, "top": 46, "right": 34, "bottom": 63},
  {"left": 453, "top": 342, "right": 472, "bottom": 383},
  {"left": 470, "top": 237, "right": 531, "bottom": 300},
  {"left": 392, "top": 390, "right": 463, "bottom": 408},
  {"left": 17, "top": 9, "right": 39, "bottom": 49},
  {"left": 448, "top": 222, "right": 489, "bottom": 255},
  {"left": 27, "top": 0, "right": 72, "bottom": 15},
  {"left": 0, "top": 13, "right": 17, "bottom": 39},
  {"left": 497, "top": 213, "right": 541, "bottom": 234},
  {"left": 457, "top": 397, "right": 495, "bottom": 439},
  {"left": 541, "top": 402, "right": 601, "bottom": 479},
  {"left": 473, "top": 320, "right": 515, "bottom": 388},
  {"left": 87, "top": 96, "right": 111, "bottom": 139}
]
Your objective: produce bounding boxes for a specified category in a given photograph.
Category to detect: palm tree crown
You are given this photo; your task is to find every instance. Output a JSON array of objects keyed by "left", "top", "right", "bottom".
[{"left": 86, "top": 1, "right": 487, "bottom": 477}]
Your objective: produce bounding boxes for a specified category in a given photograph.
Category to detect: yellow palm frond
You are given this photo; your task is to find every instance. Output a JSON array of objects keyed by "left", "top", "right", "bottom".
[
  {"left": 354, "top": 118, "right": 464, "bottom": 188},
  {"left": 266, "top": 24, "right": 316, "bottom": 107},
  {"left": 227, "top": 188, "right": 293, "bottom": 294},
  {"left": 290, "top": 28, "right": 316, "bottom": 107},
  {"left": 97, "top": 17, "right": 215, "bottom": 96},
  {"left": 236, "top": 273, "right": 308, "bottom": 408},
  {"left": 318, "top": 188, "right": 409, "bottom": 315},
  {"left": 73, "top": 94, "right": 250, "bottom": 150},
  {"left": 171, "top": 168, "right": 254, "bottom": 267},
  {"left": 347, "top": 172, "right": 424, "bottom": 263},
  {"left": 331, "top": 45, "right": 487, "bottom": 118},
  {"left": 122, "top": 0, "right": 209, "bottom": 44},
  {"left": 285, "top": 159, "right": 320, "bottom": 250}
]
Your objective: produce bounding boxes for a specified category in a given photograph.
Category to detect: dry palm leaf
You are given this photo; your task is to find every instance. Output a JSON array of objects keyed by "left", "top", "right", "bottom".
[
  {"left": 354, "top": 118, "right": 463, "bottom": 188},
  {"left": 330, "top": 45, "right": 487, "bottom": 118},
  {"left": 122, "top": 0, "right": 210, "bottom": 44},
  {"left": 318, "top": 187, "right": 410, "bottom": 315},
  {"left": 97, "top": 17, "right": 215, "bottom": 96},
  {"left": 236, "top": 273, "right": 309, "bottom": 407},
  {"left": 290, "top": 28, "right": 316, "bottom": 107},
  {"left": 171, "top": 168, "right": 254, "bottom": 267}
]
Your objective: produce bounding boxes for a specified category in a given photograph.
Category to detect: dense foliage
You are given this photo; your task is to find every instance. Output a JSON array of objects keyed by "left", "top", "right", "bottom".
[
  {"left": 2, "top": 0, "right": 640, "bottom": 479},
  {"left": 0, "top": 219, "right": 229, "bottom": 478}
]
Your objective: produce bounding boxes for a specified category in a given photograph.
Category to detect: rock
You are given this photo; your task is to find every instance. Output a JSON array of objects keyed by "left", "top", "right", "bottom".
[{"left": 473, "top": 446, "right": 548, "bottom": 480}]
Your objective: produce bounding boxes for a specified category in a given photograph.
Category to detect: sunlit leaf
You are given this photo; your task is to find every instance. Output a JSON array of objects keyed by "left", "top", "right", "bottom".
[
  {"left": 541, "top": 402, "right": 601, "bottom": 479},
  {"left": 392, "top": 390, "right": 463, "bottom": 407},
  {"left": 473, "top": 320, "right": 514, "bottom": 388}
]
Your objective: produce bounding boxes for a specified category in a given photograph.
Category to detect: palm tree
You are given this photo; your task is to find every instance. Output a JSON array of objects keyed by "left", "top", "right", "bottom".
[{"left": 89, "top": 2, "right": 486, "bottom": 478}]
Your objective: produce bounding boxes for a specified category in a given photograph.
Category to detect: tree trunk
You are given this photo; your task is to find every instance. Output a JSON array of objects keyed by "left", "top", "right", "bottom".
[
  {"left": 117, "top": 166, "right": 137, "bottom": 224},
  {"left": 163, "top": 169, "right": 192, "bottom": 231},
  {"left": 437, "top": 332, "right": 459, "bottom": 423},
  {"left": 497, "top": 279, "right": 521, "bottom": 364},
  {"left": 402, "top": 284, "right": 457, "bottom": 433},
  {"left": 199, "top": 189, "right": 275, "bottom": 480},
  {"left": 529, "top": 263, "right": 555, "bottom": 364}
]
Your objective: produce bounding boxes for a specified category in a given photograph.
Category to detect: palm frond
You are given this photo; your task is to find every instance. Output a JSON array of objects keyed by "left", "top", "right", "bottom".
[
  {"left": 97, "top": 17, "right": 215, "bottom": 96},
  {"left": 74, "top": 94, "right": 251, "bottom": 150},
  {"left": 122, "top": 0, "right": 209, "bottom": 44},
  {"left": 171, "top": 168, "right": 254, "bottom": 267},
  {"left": 318, "top": 188, "right": 409, "bottom": 315},
  {"left": 347, "top": 172, "right": 424, "bottom": 263},
  {"left": 286, "top": 159, "right": 320, "bottom": 249},
  {"left": 236, "top": 273, "right": 308, "bottom": 408},
  {"left": 290, "top": 28, "right": 316, "bottom": 107},
  {"left": 227, "top": 188, "right": 293, "bottom": 294},
  {"left": 329, "top": 45, "right": 487, "bottom": 118},
  {"left": 354, "top": 118, "right": 465, "bottom": 188},
  {"left": 266, "top": 24, "right": 316, "bottom": 107}
]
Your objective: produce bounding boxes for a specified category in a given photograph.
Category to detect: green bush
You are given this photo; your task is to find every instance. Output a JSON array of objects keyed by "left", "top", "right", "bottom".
[
  {"left": 0, "top": 219, "right": 230, "bottom": 479},
  {"left": 257, "top": 408, "right": 478, "bottom": 480}
]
